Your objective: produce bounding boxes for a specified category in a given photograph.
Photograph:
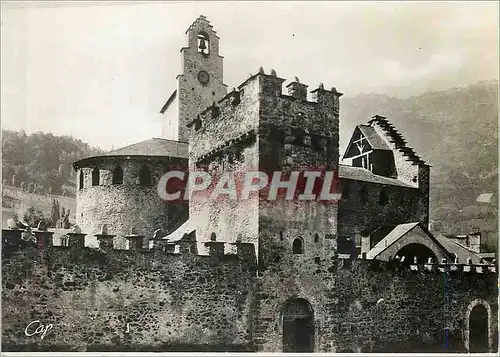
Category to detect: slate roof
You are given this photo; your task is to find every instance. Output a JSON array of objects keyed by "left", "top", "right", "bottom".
[
  {"left": 366, "top": 223, "right": 420, "bottom": 259},
  {"left": 339, "top": 165, "right": 414, "bottom": 188},
  {"left": 104, "top": 138, "right": 188, "bottom": 158},
  {"left": 73, "top": 138, "right": 188, "bottom": 168},
  {"left": 357, "top": 125, "right": 391, "bottom": 150},
  {"left": 434, "top": 234, "right": 483, "bottom": 264},
  {"left": 366, "top": 223, "right": 484, "bottom": 264}
]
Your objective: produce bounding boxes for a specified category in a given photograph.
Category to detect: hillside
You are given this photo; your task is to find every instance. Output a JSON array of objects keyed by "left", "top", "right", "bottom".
[
  {"left": 2, "top": 130, "right": 104, "bottom": 196},
  {"left": 2, "top": 130, "right": 103, "bottom": 227},
  {"left": 340, "top": 80, "right": 498, "bottom": 251}
]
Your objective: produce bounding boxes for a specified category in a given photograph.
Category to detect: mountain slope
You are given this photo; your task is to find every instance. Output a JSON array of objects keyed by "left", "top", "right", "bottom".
[
  {"left": 2, "top": 130, "right": 104, "bottom": 196},
  {"left": 340, "top": 80, "right": 498, "bottom": 251}
]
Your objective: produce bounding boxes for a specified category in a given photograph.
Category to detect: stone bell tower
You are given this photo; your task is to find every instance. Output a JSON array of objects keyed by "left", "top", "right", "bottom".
[{"left": 161, "top": 15, "right": 228, "bottom": 142}]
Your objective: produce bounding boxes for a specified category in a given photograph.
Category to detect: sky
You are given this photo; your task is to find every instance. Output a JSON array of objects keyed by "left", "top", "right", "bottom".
[{"left": 1, "top": 1, "right": 498, "bottom": 150}]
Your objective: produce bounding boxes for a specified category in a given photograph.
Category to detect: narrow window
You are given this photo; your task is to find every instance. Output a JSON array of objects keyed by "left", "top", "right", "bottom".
[
  {"left": 341, "top": 182, "right": 350, "bottom": 199},
  {"left": 293, "top": 238, "right": 304, "bottom": 254},
  {"left": 360, "top": 185, "right": 368, "bottom": 203},
  {"left": 311, "top": 135, "right": 324, "bottom": 152},
  {"left": 91, "top": 168, "right": 100, "bottom": 186},
  {"left": 139, "top": 165, "right": 152, "bottom": 186},
  {"left": 79, "top": 170, "right": 84, "bottom": 190},
  {"left": 314, "top": 233, "right": 320, "bottom": 243},
  {"left": 379, "top": 188, "right": 389, "bottom": 205},
  {"left": 112, "top": 165, "right": 124, "bottom": 185},
  {"left": 293, "top": 132, "right": 305, "bottom": 146}
]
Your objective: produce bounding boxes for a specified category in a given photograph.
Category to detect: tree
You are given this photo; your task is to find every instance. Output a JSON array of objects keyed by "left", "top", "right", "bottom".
[
  {"left": 63, "top": 209, "right": 71, "bottom": 229},
  {"left": 23, "top": 206, "right": 45, "bottom": 228},
  {"left": 50, "top": 199, "right": 60, "bottom": 228}
]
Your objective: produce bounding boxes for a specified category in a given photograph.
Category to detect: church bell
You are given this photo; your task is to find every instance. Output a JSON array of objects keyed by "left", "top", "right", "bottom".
[{"left": 199, "top": 38, "right": 207, "bottom": 52}]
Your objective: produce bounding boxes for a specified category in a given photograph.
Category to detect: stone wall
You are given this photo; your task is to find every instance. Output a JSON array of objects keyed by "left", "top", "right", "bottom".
[
  {"left": 188, "top": 71, "right": 342, "bottom": 252},
  {"left": 76, "top": 156, "right": 188, "bottom": 248},
  {"left": 338, "top": 178, "right": 424, "bottom": 238},
  {"left": 251, "top": 256, "right": 498, "bottom": 353},
  {"left": 1, "top": 235, "right": 497, "bottom": 352},
  {"left": 2, "top": 240, "right": 256, "bottom": 352}
]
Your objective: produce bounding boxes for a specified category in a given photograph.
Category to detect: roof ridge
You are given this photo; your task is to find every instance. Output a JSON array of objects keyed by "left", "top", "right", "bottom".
[{"left": 151, "top": 137, "right": 188, "bottom": 144}]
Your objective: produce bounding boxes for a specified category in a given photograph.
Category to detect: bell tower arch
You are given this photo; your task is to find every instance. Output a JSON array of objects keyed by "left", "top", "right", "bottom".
[{"left": 161, "top": 16, "right": 227, "bottom": 142}]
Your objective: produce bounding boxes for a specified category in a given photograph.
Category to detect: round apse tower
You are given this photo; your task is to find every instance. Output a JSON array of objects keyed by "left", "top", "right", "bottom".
[{"left": 73, "top": 138, "right": 189, "bottom": 249}]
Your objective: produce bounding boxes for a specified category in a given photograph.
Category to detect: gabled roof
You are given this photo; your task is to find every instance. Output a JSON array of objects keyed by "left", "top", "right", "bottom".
[
  {"left": 339, "top": 165, "right": 414, "bottom": 188},
  {"left": 357, "top": 125, "right": 391, "bottom": 150},
  {"left": 367, "top": 223, "right": 420, "bottom": 259},
  {"left": 343, "top": 125, "right": 390, "bottom": 160},
  {"left": 366, "top": 222, "right": 484, "bottom": 264}
]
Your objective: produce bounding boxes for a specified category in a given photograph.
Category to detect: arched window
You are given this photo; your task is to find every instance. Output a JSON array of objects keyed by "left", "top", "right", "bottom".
[
  {"left": 139, "top": 165, "right": 152, "bottom": 186},
  {"left": 91, "top": 168, "right": 100, "bottom": 186},
  {"left": 293, "top": 130, "right": 305, "bottom": 146},
  {"left": 314, "top": 233, "right": 320, "bottom": 243},
  {"left": 79, "top": 170, "right": 84, "bottom": 190},
  {"left": 112, "top": 165, "right": 123, "bottom": 185},
  {"left": 293, "top": 238, "right": 304, "bottom": 254},
  {"left": 197, "top": 33, "right": 210, "bottom": 55},
  {"left": 311, "top": 134, "right": 324, "bottom": 152},
  {"left": 360, "top": 185, "right": 368, "bottom": 203},
  {"left": 210, "top": 232, "right": 217, "bottom": 241},
  {"left": 379, "top": 187, "right": 388, "bottom": 205}
]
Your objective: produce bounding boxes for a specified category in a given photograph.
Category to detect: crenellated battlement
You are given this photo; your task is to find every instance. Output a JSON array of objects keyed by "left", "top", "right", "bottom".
[
  {"left": 188, "top": 67, "right": 343, "bottom": 162},
  {"left": 191, "top": 68, "right": 343, "bottom": 123},
  {"left": 3, "top": 228, "right": 496, "bottom": 278}
]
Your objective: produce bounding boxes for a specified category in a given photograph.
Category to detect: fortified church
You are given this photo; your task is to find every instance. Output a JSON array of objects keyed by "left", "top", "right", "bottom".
[{"left": 1, "top": 16, "right": 497, "bottom": 353}]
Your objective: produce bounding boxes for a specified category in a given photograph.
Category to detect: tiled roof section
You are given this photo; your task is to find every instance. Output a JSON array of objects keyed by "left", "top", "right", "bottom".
[
  {"left": 357, "top": 125, "right": 391, "bottom": 150},
  {"left": 434, "top": 234, "right": 483, "bottom": 264},
  {"left": 339, "top": 165, "right": 415, "bottom": 188},
  {"left": 368, "top": 115, "right": 426, "bottom": 165},
  {"left": 104, "top": 138, "right": 188, "bottom": 158},
  {"left": 366, "top": 222, "right": 420, "bottom": 259}
]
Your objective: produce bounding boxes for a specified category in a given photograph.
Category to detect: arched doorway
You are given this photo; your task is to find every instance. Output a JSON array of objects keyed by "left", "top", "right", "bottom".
[
  {"left": 465, "top": 299, "right": 492, "bottom": 353},
  {"left": 282, "top": 298, "right": 314, "bottom": 352},
  {"left": 469, "top": 304, "right": 489, "bottom": 353},
  {"left": 395, "top": 243, "right": 437, "bottom": 263}
]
